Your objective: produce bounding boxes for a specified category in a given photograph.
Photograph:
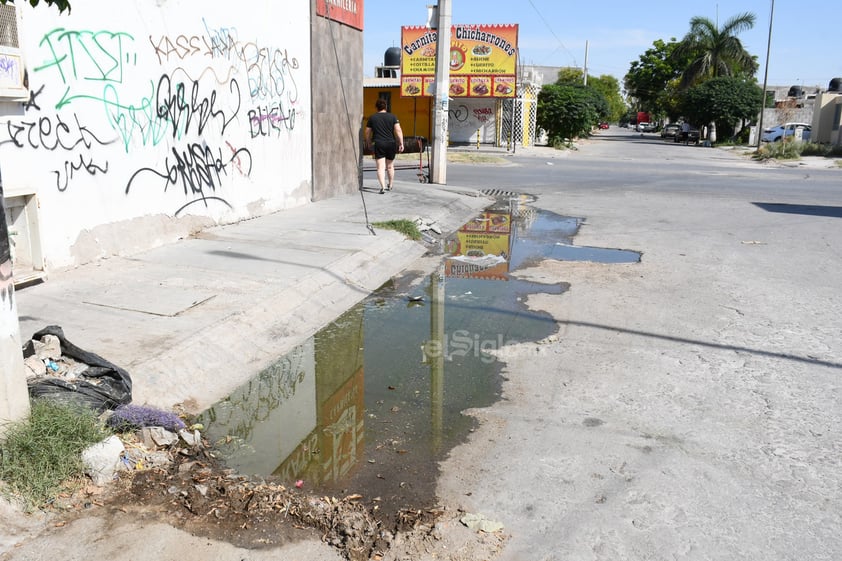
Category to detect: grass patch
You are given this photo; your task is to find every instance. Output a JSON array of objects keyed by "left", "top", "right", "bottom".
[
  {"left": 372, "top": 219, "right": 422, "bottom": 240},
  {"left": 446, "top": 152, "right": 507, "bottom": 164},
  {"left": 393, "top": 151, "right": 507, "bottom": 164},
  {"left": 0, "top": 399, "right": 109, "bottom": 511}
]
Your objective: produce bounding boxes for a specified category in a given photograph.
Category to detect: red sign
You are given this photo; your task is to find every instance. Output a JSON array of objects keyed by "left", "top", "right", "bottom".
[{"left": 316, "top": 0, "right": 364, "bottom": 31}]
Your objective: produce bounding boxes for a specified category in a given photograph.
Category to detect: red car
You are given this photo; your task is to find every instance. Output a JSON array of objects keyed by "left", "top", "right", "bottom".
[{"left": 598, "top": 122, "right": 609, "bottom": 129}]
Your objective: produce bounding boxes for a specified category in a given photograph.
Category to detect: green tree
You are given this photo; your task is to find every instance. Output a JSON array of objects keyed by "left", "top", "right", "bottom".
[
  {"left": 587, "top": 74, "right": 626, "bottom": 123},
  {"left": 0, "top": 0, "right": 70, "bottom": 12},
  {"left": 624, "top": 39, "right": 690, "bottom": 121},
  {"left": 537, "top": 83, "right": 608, "bottom": 145},
  {"left": 680, "top": 76, "right": 763, "bottom": 139},
  {"left": 551, "top": 68, "right": 626, "bottom": 123},
  {"left": 555, "top": 67, "right": 584, "bottom": 85},
  {"left": 674, "top": 12, "right": 758, "bottom": 89}
]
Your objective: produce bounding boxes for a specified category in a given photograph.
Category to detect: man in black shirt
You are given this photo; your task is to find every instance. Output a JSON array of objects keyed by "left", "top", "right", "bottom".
[{"left": 365, "top": 98, "right": 404, "bottom": 194}]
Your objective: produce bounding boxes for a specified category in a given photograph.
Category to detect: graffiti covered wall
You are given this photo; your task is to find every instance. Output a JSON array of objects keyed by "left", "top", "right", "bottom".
[
  {"left": 0, "top": 1, "right": 311, "bottom": 269},
  {"left": 448, "top": 98, "right": 497, "bottom": 144}
]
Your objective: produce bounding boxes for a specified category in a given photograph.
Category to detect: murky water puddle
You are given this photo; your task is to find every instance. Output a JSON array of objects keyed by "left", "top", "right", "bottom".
[{"left": 198, "top": 197, "right": 640, "bottom": 519}]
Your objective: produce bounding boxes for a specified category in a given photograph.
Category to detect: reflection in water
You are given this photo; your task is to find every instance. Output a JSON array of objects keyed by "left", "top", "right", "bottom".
[{"left": 199, "top": 198, "right": 640, "bottom": 515}]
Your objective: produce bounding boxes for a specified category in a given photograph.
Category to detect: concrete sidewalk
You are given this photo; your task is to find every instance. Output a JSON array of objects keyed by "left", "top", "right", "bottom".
[{"left": 14, "top": 180, "right": 490, "bottom": 414}]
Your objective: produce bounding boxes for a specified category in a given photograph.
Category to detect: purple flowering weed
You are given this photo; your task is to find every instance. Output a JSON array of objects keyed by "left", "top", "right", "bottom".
[{"left": 107, "top": 404, "right": 186, "bottom": 432}]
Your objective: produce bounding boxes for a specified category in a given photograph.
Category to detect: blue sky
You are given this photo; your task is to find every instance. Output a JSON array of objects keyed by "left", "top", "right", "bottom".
[{"left": 364, "top": 1, "right": 841, "bottom": 90}]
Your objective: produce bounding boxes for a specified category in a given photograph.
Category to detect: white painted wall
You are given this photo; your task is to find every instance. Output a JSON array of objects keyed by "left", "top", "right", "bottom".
[
  {"left": 0, "top": 1, "right": 311, "bottom": 270},
  {"left": 448, "top": 98, "right": 497, "bottom": 144}
]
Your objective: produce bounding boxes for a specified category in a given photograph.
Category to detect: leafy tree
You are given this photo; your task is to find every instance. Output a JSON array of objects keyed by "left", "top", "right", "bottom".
[
  {"left": 0, "top": 0, "right": 70, "bottom": 12},
  {"left": 674, "top": 12, "right": 758, "bottom": 89},
  {"left": 552, "top": 68, "right": 626, "bottom": 123},
  {"left": 624, "top": 39, "right": 690, "bottom": 121},
  {"left": 587, "top": 74, "right": 626, "bottom": 123},
  {"left": 537, "top": 83, "right": 608, "bottom": 144},
  {"left": 680, "top": 76, "right": 763, "bottom": 139},
  {"left": 555, "top": 67, "right": 584, "bottom": 85}
]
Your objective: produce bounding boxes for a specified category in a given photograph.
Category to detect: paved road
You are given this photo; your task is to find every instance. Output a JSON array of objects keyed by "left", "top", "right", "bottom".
[
  {"left": 438, "top": 131, "right": 842, "bottom": 560},
  {"left": 5, "top": 132, "right": 841, "bottom": 561}
]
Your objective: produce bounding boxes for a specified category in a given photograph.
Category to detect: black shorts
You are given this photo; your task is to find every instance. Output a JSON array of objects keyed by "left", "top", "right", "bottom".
[{"left": 373, "top": 141, "right": 397, "bottom": 160}]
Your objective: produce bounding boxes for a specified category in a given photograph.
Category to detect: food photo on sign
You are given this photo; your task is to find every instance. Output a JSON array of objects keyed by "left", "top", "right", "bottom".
[{"left": 399, "top": 23, "right": 518, "bottom": 99}]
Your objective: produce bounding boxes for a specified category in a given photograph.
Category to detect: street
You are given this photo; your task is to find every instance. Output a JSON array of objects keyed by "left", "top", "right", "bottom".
[
  {"left": 438, "top": 130, "right": 842, "bottom": 560},
  {"left": 4, "top": 131, "right": 842, "bottom": 561}
]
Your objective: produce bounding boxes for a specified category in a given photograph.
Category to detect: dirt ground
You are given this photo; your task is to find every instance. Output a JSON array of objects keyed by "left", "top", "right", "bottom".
[{"left": 1, "top": 433, "right": 507, "bottom": 561}]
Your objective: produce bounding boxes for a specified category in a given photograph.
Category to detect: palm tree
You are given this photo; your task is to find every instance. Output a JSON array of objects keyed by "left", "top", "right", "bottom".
[{"left": 674, "top": 12, "right": 759, "bottom": 89}]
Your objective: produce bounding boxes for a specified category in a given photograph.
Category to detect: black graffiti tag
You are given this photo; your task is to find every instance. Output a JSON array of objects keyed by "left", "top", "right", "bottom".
[
  {"left": 1, "top": 112, "right": 115, "bottom": 152},
  {"left": 53, "top": 155, "right": 109, "bottom": 192},
  {"left": 155, "top": 75, "right": 239, "bottom": 139},
  {"left": 125, "top": 142, "right": 253, "bottom": 216}
]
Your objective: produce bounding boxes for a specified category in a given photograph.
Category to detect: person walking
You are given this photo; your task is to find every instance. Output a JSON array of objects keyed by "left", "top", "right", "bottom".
[{"left": 365, "top": 98, "right": 404, "bottom": 194}]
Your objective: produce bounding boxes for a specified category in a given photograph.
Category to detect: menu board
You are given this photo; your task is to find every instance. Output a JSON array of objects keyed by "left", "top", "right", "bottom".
[{"left": 400, "top": 24, "right": 518, "bottom": 98}]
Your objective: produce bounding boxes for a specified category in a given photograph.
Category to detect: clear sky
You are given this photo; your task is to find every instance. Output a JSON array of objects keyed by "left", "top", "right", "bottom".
[{"left": 363, "top": 0, "right": 841, "bottom": 90}]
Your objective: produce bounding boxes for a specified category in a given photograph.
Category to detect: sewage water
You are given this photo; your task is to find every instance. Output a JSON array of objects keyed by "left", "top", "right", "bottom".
[{"left": 198, "top": 198, "right": 640, "bottom": 519}]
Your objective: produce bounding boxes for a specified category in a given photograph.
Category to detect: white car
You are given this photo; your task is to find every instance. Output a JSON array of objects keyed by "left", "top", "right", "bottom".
[{"left": 761, "top": 122, "right": 811, "bottom": 142}]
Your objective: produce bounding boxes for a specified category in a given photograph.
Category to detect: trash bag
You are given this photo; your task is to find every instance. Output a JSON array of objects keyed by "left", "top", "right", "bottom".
[{"left": 24, "top": 325, "right": 133, "bottom": 412}]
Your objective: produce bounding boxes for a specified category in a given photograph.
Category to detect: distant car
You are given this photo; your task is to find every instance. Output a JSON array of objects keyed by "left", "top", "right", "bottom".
[
  {"left": 761, "top": 122, "right": 811, "bottom": 142},
  {"left": 661, "top": 123, "right": 680, "bottom": 139},
  {"left": 637, "top": 122, "right": 654, "bottom": 132},
  {"left": 598, "top": 122, "right": 609, "bottom": 129}
]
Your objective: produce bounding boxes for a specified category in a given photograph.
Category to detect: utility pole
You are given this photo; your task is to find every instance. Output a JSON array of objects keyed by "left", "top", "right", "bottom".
[
  {"left": 429, "top": 0, "right": 451, "bottom": 185},
  {"left": 757, "top": 0, "right": 775, "bottom": 149},
  {"left": 583, "top": 40, "right": 589, "bottom": 86}
]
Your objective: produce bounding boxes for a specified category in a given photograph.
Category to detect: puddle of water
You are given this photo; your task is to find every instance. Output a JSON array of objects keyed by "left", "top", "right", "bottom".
[{"left": 198, "top": 198, "right": 639, "bottom": 518}]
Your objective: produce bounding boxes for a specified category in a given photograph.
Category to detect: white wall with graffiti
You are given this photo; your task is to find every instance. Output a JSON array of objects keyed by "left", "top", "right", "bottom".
[
  {"left": 447, "top": 98, "right": 497, "bottom": 144},
  {"left": 0, "top": 1, "right": 311, "bottom": 270}
]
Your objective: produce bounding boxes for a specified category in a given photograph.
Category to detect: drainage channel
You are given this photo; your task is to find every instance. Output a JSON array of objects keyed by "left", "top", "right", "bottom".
[{"left": 197, "top": 196, "right": 640, "bottom": 521}]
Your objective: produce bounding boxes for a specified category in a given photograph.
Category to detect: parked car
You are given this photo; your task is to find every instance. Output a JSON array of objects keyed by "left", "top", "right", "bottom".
[
  {"left": 661, "top": 123, "right": 680, "bottom": 139},
  {"left": 598, "top": 121, "right": 609, "bottom": 129},
  {"left": 674, "top": 124, "right": 700, "bottom": 145},
  {"left": 761, "top": 122, "right": 812, "bottom": 142},
  {"left": 637, "top": 122, "right": 655, "bottom": 132}
]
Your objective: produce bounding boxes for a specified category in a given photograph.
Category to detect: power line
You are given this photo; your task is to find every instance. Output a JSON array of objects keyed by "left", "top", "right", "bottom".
[{"left": 527, "top": 0, "right": 578, "bottom": 67}]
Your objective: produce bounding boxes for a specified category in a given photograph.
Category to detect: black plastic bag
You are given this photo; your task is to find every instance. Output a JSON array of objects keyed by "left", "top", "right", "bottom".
[{"left": 24, "top": 325, "right": 133, "bottom": 412}]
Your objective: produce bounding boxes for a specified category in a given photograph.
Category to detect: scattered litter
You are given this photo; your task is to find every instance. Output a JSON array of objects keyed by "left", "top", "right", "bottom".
[
  {"left": 460, "top": 513, "right": 504, "bottom": 533},
  {"left": 295, "top": 480, "right": 304, "bottom": 488},
  {"left": 408, "top": 295, "right": 424, "bottom": 302},
  {"left": 107, "top": 404, "right": 187, "bottom": 432},
  {"left": 741, "top": 240, "right": 766, "bottom": 245},
  {"left": 24, "top": 325, "right": 133, "bottom": 412},
  {"left": 414, "top": 217, "right": 443, "bottom": 235},
  {"left": 82, "top": 435, "right": 126, "bottom": 486}
]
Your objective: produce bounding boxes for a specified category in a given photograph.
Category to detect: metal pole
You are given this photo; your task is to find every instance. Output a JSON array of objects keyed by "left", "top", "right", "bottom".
[
  {"left": 430, "top": 0, "right": 451, "bottom": 184},
  {"left": 756, "top": 0, "right": 775, "bottom": 149}
]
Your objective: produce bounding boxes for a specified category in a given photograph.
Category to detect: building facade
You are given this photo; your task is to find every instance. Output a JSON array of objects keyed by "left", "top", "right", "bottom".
[
  {"left": 0, "top": 0, "right": 363, "bottom": 427},
  {"left": 1, "top": 0, "right": 362, "bottom": 279}
]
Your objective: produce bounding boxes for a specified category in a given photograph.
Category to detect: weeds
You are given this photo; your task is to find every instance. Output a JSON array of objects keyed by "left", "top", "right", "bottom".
[
  {"left": 372, "top": 219, "right": 422, "bottom": 240},
  {"left": 753, "top": 140, "right": 804, "bottom": 160},
  {"left": 753, "top": 140, "right": 842, "bottom": 161},
  {"left": 0, "top": 399, "right": 109, "bottom": 511}
]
